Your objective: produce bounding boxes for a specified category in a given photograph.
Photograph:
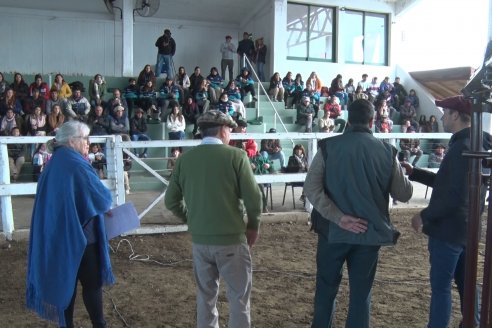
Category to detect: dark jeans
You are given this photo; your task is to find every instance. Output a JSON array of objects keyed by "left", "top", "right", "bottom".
[
  {"left": 312, "top": 236, "right": 380, "bottom": 328},
  {"left": 427, "top": 237, "right": 480, "bottom": 328},
  {"left": 131, "top": 133, "right": 150, "bottom": 155},
  {"left": 168, "top": 131, "right": 185, "bottom": 140},
  {"left": 63, "top": 243, "right": 106, "bottom": 328},
  {"left": 240, "top": 85, "right": 256, "bottom": 101}
]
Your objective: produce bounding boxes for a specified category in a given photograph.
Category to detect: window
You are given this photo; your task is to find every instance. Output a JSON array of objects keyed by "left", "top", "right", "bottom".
[
  {"left": 342, "top": 10, "right": 388, "bottom": 65},
  {"left": 287, "top": 3, "right": 335, "bottom": 62}
]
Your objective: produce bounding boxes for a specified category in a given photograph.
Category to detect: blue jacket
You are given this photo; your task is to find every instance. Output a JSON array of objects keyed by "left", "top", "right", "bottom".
[{"left": 410, "top": 127, "right": 492, "bottom": 245}]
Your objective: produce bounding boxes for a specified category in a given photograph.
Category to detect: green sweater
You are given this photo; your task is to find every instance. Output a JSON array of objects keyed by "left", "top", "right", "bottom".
[{"left": 164, "top": 143, "right": 262, "bottom": 245}]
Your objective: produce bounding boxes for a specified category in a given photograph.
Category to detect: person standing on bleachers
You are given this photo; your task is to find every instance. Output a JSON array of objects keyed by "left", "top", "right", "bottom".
[
  {"left": 220, "top": 35, "right": 236, "bottom": 82},
  {"left": 237, "top": 32, "right": 255, "bottom": 70},
  {"left": 155, "top": 29, "right": 176, "bottom": 78}
]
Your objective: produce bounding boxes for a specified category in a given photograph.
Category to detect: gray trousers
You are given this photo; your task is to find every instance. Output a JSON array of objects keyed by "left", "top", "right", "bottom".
[{"left": 192, "top": 242, "right": 252, "bottom": 328}]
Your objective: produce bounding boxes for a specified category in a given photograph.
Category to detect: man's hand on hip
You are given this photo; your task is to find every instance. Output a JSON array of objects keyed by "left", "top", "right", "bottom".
[{"left": 338, "top": 215, "right": 368, "bottom": 234}]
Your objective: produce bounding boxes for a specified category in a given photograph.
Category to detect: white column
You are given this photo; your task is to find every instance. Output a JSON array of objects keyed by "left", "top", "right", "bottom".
[
  {"left": 0, "top": 144, "right": 14, "bottom": 239},
  {"left": 272, "top": 0, "right": 287, "bottom": 75},
  {"left": 121, "top": 0, "right": 134, "bottom": 76}
]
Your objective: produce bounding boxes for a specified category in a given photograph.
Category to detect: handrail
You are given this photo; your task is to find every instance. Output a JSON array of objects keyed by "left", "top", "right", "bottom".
[
  {"left": 241, "top": 55, "right": 295, "bottom": 146},
  {"left": 0, "top": 132, "right": 452, "bottom": 239}
]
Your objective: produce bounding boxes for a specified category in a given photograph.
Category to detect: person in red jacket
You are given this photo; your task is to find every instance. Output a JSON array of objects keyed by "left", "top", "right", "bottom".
[{"left": 323, "top": 95, "right": 346, "bottom": 132}]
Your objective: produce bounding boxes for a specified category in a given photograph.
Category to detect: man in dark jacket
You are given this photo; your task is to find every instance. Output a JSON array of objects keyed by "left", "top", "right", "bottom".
[
  {"left": 237, "top": 32, "right": 255, "bottom": 69},
  {"left": 130, "top": 107, "right": 150, "bottom": 158},
  {"left": 155, "top": 29, "right": 176, "bottom": 77},
  {"left": 304, "top": 99, "right": 413, "bottom": 327},
  {"left": 402, "top": 95, "right": 491, "bottom": 328}
]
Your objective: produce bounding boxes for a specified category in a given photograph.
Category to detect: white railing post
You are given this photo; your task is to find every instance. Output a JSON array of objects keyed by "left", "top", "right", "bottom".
[
  {"left": 106, "top": 135, "right": 125, "bottom": 206},
  {"left": 0, "top": 143, "right": 14, "bottom": 239}
]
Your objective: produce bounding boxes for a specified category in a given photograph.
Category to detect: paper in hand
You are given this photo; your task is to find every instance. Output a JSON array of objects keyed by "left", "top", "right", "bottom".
[{"left": 105, "top": 202, "right": 140, "bottom": 239}]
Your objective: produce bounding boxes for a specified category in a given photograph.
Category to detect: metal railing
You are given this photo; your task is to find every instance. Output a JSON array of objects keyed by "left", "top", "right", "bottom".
[{"left": 0, "top": 132, "right": 452, "bottom": 239}]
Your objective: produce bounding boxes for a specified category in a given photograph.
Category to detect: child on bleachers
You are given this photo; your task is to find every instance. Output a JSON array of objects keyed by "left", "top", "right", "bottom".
[
  {"left": 32, "top": 143, "right": 51, "bottom": 182},
  {"left": 88, "top": 143, "right": 106, "bottom": 179}
]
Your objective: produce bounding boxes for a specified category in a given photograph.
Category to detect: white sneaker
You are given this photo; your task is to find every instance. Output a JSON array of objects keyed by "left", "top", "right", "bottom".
[{"left": 125, "top": 189, "right": 130, "bottom": 195}]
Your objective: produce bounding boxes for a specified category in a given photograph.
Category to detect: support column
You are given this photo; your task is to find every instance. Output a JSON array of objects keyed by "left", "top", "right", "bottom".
[
  {"left": 122, "top": 0, "right": 134, "bottom": 76},
  {"left": 272, "top": 0, "right": 287, "bottom": 75}
]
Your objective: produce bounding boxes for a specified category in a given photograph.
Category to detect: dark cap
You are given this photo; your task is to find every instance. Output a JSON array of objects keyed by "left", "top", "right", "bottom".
[
  {"left": 135, "top": 107, "right": 144, "bottom": 114},
  {"left": 435, "top": 95, "right": 472, "bottom": 115},
  {"left": 164, "top": 29, "right": 171, "bottom": 35},
  {"left": 226, "top": 35, "right": 232, "bottom": 39},
  {"left": 197, "top": 110, "right": 238, "bottom": 129},
  {"left": 268, "top": 128, "right": 277, "bottom": 133},
  {"left": 236, "top": 118, "right": 248, "bottom": 128}
]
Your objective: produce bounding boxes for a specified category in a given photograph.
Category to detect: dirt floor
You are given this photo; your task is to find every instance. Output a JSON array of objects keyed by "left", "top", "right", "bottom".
[{"left": 0, "top": 208, "right": 485, "bottom": 328}]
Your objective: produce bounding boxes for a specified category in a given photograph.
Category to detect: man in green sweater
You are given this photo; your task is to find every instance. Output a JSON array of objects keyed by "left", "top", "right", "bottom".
[{"left": 165, "top": 110, "right": 262, "bottom": 328}]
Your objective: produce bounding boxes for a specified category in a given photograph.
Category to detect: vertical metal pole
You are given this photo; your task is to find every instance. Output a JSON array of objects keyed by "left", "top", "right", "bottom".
[
  {"left": 463, "top": 103, "right": 483, "bottom": 327},
  {"left": 0, "top": 143, "right": 14, "bottom": 239},
  {"left": 480, "top": 194, "right": 492, "bottom": 327}
]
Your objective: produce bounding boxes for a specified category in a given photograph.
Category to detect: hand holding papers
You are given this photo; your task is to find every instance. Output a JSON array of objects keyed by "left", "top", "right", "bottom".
[{"left": 105, "top": 202, "right": 140, "bottom": 239}]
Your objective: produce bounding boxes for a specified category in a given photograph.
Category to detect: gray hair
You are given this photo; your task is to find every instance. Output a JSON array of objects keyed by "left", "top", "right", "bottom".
[{"left": 55, "top": 120, "right": 90, "bottom": 146}]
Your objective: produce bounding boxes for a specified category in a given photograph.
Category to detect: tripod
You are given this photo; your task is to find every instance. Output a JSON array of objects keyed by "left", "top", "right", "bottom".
[{"left": 461, "top": 40, "right": 492, "bottom": 328}]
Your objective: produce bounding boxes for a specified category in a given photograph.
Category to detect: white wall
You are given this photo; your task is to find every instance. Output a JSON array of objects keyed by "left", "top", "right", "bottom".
[
  {"left": 0, "top": 7, "right": 118, "bottom": 76},
  {"left": 253, "top": 0, "right": 397, "bottom": 88},
  {"left": 0, "top": 0, "right": 400, "bottom": 84},
  {"left": 133, "top": 17, "right": 240, "bottom": 77}
]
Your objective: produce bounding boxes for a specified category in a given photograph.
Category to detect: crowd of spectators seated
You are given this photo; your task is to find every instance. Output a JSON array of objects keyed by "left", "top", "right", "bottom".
[{"left": 0, "top": 67, "right": 442, "bottom": 183}]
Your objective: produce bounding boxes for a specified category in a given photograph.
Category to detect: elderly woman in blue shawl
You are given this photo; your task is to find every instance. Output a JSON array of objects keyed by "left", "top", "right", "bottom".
[{"left": 26, "top": 120, "right": 114, "bottom": 328}]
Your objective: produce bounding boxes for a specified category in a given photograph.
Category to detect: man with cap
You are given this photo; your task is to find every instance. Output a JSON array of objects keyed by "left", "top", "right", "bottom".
[
  {"left": 109, "top": 105, "right": 129, "bottom": 135},
  {"left": 165, "top": 110, "right": 262, "bottom": 328},
  {"left": 402, "top": 95, "right": 492, "bottom": 327},
  {"left": 296, "top": 96, "right": 316, "bottom": 132},
  {"left": 220, "top": 35, "right": 236, "bottom": 82},
  {"left": 237, "top": 32, "right": 255, "bottom": 70},
  {"left": 155, "top": 28, "right": 176, "bottom": 77},
  {"left": 305, "top": 98, "right": 412, "bottom": 327},
  {"left": 130, "top": 107, "right": 151, "bottom": 158}
]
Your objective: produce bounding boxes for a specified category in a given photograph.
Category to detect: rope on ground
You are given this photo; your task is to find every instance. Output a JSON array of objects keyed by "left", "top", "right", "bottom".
[
  {"left": 103, "top": 289, "right": 131, "bottom": 328},
  {"left": 110, "top": 238, "right": 192, "bottom": 267}
]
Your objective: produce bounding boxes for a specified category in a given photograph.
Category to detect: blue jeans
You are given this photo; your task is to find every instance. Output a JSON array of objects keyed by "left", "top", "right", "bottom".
[
  {"left": 261, "top": 150, "right": 285, "bottom": 168},
  {"left": 256, "top": 61, "right": 265, "bottom": 82},
  {"left": 168, "top": 131, "right": 185, "bottom": 140},
  {"left": 131, "top": 133, "right": 150, "bottom": 156},
  {"left": 427, "top": 237, "right": 480, "bottom": 328},
  {"left": 155, "top": 54, "right": 172, "bottom": 76},
  {"left": 312, "top": 236, "right": 380, "bottom": 328}
]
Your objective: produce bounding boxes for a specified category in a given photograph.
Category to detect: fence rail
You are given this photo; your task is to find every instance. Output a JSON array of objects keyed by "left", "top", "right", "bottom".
[{"left": 0, "top": 132, "right": 452, "bottom": 239}]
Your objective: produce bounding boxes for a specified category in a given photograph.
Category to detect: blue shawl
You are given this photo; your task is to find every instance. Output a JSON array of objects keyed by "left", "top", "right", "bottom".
[{"left": 26, "top": 146, "right": 114, "bottom": 326}]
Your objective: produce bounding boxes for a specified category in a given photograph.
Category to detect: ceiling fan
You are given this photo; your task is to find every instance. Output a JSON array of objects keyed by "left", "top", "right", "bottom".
[
  {"left": 102, "top": 0, "right": 122, "bottom": 19},
  {"left": 134, "top": 0, "right": 160, "bottom": 17}
]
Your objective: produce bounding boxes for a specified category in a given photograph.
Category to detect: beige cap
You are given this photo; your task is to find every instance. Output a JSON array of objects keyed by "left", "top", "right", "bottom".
[{"left": 197, "top": 110, "right": 238, "bottom": 129}]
